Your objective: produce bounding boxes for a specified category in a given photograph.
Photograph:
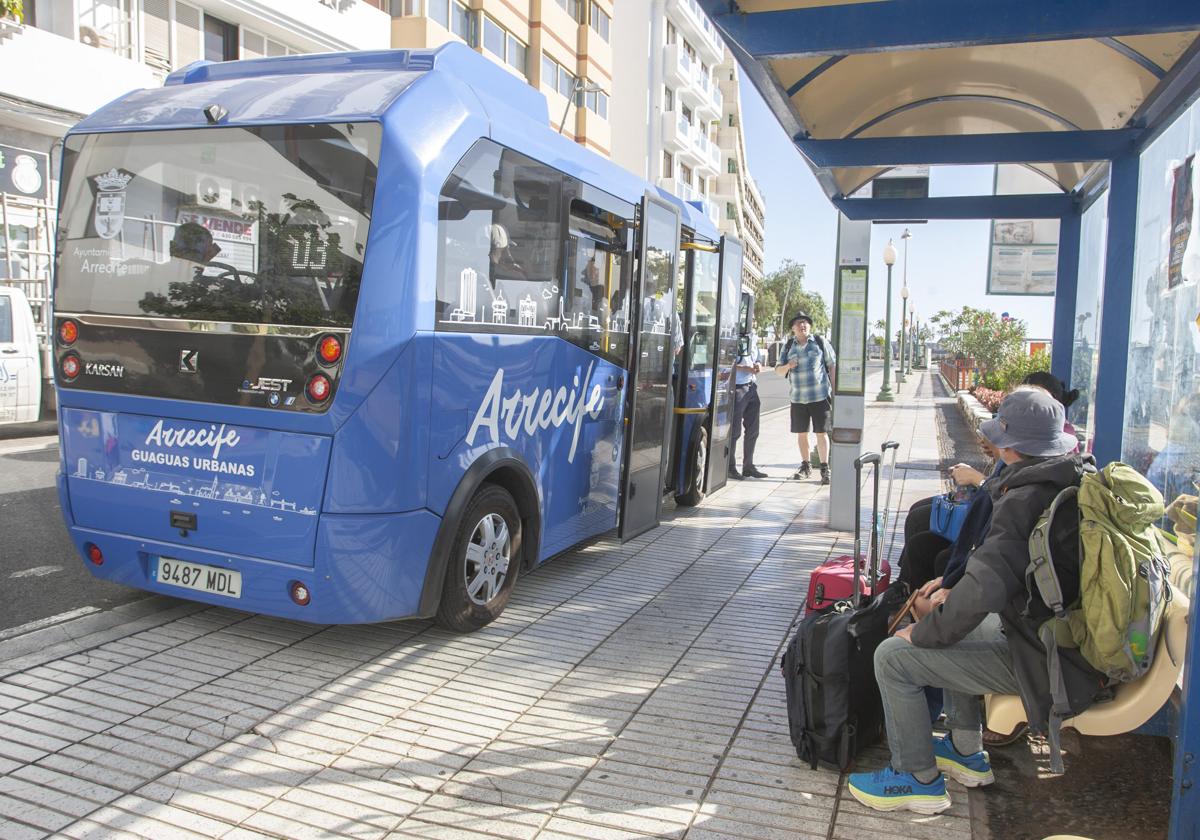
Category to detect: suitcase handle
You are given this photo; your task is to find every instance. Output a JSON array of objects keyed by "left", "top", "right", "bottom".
[{"left": 850, "top": 452, "right": 882, "bottom": 609}]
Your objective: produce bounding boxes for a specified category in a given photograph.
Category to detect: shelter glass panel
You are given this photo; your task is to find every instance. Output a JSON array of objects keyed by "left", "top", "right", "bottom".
[
  {"left": 1070, "top": 191, "right": 1109, "bottom": 444},
  {"left": 1122, "top": 98, "right": 1200, "bottom": 535}
]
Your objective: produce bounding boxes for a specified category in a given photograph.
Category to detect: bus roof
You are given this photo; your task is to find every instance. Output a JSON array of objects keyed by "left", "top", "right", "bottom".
[{"left": 70, "top": 43, "right": 721, "bottom": 241}]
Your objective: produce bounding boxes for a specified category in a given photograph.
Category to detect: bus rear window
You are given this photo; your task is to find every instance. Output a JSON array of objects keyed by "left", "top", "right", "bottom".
[{"left": 56, "top": 123, "right": 380, "bottom": 328}]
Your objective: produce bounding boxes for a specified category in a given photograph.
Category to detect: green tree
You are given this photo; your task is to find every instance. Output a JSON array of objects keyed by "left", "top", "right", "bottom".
[
  {"left": 755, "top": 259, "right": 830, "bottom": 336},
  {"left": 935, "top": 306, "right": 1028, "bottom": 382}
]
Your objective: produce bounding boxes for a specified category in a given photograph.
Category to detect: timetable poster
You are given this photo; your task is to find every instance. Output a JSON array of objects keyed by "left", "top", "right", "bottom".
[{"left": 835, "top": 266, "right": 868, "bottom": 396}]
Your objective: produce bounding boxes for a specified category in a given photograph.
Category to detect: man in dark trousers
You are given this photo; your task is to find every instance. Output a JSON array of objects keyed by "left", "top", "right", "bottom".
[{"left": 730, "top": 328, "right": 766, "bottom": 479}]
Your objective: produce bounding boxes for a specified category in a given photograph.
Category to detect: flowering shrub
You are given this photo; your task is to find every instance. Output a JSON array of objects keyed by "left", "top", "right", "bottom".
[{"left": 971, "top": 386, "right": 1005, "bottom": 413}]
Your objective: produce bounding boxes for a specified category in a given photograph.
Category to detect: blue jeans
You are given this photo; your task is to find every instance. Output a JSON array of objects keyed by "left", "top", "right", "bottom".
[{"left": 874, "top": 616, "right": 1020, "bottom": 774}]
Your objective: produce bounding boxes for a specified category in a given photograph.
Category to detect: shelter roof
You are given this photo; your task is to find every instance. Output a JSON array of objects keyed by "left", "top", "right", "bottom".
[{"left": 698, "top": 0, "right": 1200, "bottom": 200}]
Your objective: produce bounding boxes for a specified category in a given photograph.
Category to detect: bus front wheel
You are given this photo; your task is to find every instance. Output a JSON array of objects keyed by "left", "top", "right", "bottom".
[
  {"left": 675, "top": 427, "right": 707, "bottom": 507},
  {"left": 436, "top": 484, "right": 522, "bottom": 633}
]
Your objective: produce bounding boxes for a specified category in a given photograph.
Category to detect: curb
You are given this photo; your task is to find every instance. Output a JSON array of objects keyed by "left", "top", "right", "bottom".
[{"left": 0, "top": 596, "right": 207, "bottom": 678}]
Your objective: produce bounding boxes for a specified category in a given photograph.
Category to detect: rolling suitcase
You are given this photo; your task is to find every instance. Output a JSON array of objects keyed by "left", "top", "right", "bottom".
[
  {"left": 781, "top": 450, "right": 906, "bottom": 771},
  {"left": 805, "top": 441, "right": 900, "bottom": 613}
]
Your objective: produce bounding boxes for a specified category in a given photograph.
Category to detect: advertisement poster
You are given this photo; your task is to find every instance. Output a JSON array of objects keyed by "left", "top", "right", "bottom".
[
  {"left": 986, "top": 165, "right": 1060, "bottom": 296},
  {"left": 835, "top": 267, "right": 868, "bottom": 395},
  {"left": 1168, "top": 154, "right": 1198, "bottom": 289},
  {"left": 177, "top": 210, "right": 258, "bottom": 275}
]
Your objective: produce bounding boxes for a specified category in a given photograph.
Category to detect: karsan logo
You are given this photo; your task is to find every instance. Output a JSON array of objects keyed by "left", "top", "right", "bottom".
[
  {"left": 467, "top": 362, "right": 604, "bottom": 464},
  {"left": 84, "top": 361, "right": 124, "bottom": 378}
]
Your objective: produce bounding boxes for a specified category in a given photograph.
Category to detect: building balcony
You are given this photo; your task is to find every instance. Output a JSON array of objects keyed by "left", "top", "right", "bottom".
[
  {"left": 665, "top": 0, "right": 725, "bottom": 65},
  {"left": 662, "top": 111, "right": 693, "bottom": 152},
  {"left": 0, "top": 21, "right": 157, "bottom": 119},
  {"left": 693, "top": 70, "right": 721, "bottom": 121},
  {"left": 664, "top": 42, "right": 694, "bottom": 91}
]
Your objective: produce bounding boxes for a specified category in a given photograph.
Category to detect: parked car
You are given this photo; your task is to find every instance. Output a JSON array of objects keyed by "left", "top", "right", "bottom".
[{"left": 0, "top": 286, "right": 43, "bottom": 423}]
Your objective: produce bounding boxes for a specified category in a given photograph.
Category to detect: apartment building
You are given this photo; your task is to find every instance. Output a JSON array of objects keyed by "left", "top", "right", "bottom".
[
  {"left": 610, "top": 0, "right": 762, "bottom": 290},
  {"left": 0, "top": 0, "right": 390, "bottom": 392},
  {"left": 713, "top": 53, "right": 765, "bottom": 289},
  {"left": 388, "top": 0, "right": 614, "bottom": 157}
]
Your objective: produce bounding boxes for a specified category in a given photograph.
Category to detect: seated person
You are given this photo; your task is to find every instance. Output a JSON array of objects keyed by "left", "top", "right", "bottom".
[{"left": 848, "top": 387, "right": 1097, "bottom": 815}]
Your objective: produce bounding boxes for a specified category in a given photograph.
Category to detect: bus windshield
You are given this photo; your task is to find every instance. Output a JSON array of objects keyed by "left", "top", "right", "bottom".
[{"left": 56, "top": 123, "right": 381, "bottom": 328}]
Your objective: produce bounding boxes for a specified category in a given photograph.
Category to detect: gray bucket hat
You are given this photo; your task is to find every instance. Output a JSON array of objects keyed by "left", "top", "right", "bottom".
[{"left": 979, "top": 387, "right": 1078, "bottom": 457}]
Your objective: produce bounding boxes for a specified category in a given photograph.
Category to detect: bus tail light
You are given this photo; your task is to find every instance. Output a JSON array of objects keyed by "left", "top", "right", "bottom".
[
  {"left": 61, "top": 353, "right": 82, "bottom": 381},
  {"left": 306, "top": 374, "right": 331, "bottom": 403},
  {"left": 289, "top": 581, "right": 311, "bottom": 606},
  {"left": 84, "top": 542, "right": 104, "bottom": 566},
  {"left": 59, "top": 320, "right": 79, "bottom": 345},
  {"left": 317, "top": 335, "right": 342, "bottom": 366}
]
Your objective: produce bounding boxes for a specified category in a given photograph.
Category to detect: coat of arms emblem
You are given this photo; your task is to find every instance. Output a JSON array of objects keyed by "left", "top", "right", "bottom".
[{"left": 93, "top": 168, "right": 133, "bottom": 240}]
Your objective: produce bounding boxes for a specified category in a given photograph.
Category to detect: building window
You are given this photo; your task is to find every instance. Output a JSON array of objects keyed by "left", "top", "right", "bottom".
[
  {"left": 483, "top": 16, "right": 504, "bottom": 57},
  {"left": 726, "top": 202, "right": 737, "bottom": 220},
  {"left": 727, "top": 158, "right": 738, "bottom": 174},
  {"left": 430, "top": 0, "right": 450, "bottom": 28},
  {"left": 559, "top": 65, "right": 577, "bottom": 99},
  {"left": 584, "top": 87, "right": 608, "bottom": 119},
  {"left": 389, "top": 0, "right": 417, "bottom": 14},
  {"left": 663, "top": 151, "right": 674, "bottom": 179},
  {"left": 666, "top": 20, "right": 676, "bottom": 45},
  {"left": 203, "top": 14, "right": 238, "bottom": 62},
  {"left": 557, "top": 0, "right": 583, "bottom": 21},
  {"left": 728, "top": 113, "right": 736, "bottom": 127},
  {"left": 680, "top": 163, "right": 693, "bottom": 186},
  {"left": 681, "top": 104, "right": 693, "bottom": 124},
  {"left": 507, "top": 33, "right": 527, "bottom": 75},
  {"left": 664, "top": 87, "right": 674, "bottom": 112},
  {"left": 589, "top": 2, "right": 610, "bottom": 42},
  {"left": 450, "top": 2, "right": 475, "bottom": 44}
]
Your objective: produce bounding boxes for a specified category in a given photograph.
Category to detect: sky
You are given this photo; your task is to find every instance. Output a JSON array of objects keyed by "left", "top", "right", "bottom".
[{"left": 736, "top": 76, "right": 1058, "bottom": 340}]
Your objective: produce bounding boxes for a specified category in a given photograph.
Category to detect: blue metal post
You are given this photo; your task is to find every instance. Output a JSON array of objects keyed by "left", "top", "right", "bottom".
[
  {"left": 1090, "top": 153, "right": 1139, "bottom": 467},
  {"left": 1050, "top": 209, "right": 1081, "bottom": 385},
  {"left": 1169, "top": 535, "right": 1200, "bottom": 839}
]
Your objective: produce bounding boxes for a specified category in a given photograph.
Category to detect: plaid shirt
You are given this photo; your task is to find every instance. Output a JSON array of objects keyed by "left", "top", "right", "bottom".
[{"left": 783, "top": 335, "right": 835, "bottom": 404}]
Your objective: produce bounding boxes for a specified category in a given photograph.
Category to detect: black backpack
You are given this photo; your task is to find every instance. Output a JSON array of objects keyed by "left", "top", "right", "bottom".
[{"left": 781, "top": 586, "right": 903, "bottom": 770}]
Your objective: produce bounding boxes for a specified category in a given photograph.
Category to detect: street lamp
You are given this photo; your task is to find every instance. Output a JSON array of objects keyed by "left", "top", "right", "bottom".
[
  {"left": 876, "top": 239, "right": 897, "bottom": 402},
  {"left": 908, "top": 308, "right": 917, "bottom": 374},
  {"left": 558, "top": 79, "right": 604, "bottom": 135},
  {"left": 898, "top": 283, "right": 909, "bottom": 387}
]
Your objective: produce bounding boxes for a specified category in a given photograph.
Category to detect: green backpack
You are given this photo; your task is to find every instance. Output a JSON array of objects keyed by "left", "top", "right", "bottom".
[{"left": 1026, "top": 462, "right": 1171, "bottom": 772}]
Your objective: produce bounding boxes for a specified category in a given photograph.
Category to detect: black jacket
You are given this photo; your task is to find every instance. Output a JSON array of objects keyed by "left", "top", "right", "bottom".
[{"left": 910, "top": 453, "right": 1106, "bottom": 728}]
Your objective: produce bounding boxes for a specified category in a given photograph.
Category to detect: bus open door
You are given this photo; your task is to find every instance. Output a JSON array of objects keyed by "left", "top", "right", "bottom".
[
  {"left": 702, "top": 236, "right": 744, "bottom": 495},
  {"left": 619, "top": 194, "right": 681, "bottom": 540}
]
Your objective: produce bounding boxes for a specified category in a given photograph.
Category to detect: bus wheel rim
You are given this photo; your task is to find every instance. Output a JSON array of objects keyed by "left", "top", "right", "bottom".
[
  {"left": 465, "top": 512, "right": 510, "bottom": 606},
  {"left": 695, "top": 437, "right": 706, "bottom": 487}
]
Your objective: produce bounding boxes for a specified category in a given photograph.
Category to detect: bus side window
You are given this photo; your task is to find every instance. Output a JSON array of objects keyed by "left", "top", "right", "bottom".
[
  {"left": 435, "top": 140, "right": 563, "bottom": 331},
  {"left": 564, "top": 200, "right": 633, "bottom": 364}
]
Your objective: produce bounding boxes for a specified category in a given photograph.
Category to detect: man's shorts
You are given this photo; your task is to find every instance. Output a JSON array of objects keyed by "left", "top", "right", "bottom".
[{"left": 791, "top": 398, "right": 831, "bottom": 433}]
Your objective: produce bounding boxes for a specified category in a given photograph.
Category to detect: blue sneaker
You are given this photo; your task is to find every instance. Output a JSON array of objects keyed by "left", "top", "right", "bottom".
[
  {"left": 847, "top": 767, "right": 951, "bottom": 814},
  {"left": 934, "top": 735, "right": 995, "bottom": 787}
]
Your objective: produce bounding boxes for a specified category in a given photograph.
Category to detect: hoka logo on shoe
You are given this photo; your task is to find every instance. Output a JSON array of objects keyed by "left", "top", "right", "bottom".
[{"left": 883, "top": 785, "right": 913, "bottom": 795}]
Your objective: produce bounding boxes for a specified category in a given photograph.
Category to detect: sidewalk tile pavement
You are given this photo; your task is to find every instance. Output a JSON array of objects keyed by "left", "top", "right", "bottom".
[{"left": 0, "top": 369, "right": 978, "bottom": 840}]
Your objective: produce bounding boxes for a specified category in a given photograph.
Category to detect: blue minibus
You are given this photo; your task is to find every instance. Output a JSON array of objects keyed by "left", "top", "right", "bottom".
[{"left": 52, "top": 44, "right": 744, "bottom": 631}]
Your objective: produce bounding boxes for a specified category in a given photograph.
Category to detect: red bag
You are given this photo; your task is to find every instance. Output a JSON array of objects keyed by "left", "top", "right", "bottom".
[
  {"left": 805, "top": 441, "right": 899, "bottom": 614},
  {"left": 805, "top": 554, "right": 891, "bottom": 613}
]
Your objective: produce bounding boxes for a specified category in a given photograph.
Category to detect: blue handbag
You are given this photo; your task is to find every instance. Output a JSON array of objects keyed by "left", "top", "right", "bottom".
[{"left": 929, "top": 492, "right": 972, "bottom": 541}]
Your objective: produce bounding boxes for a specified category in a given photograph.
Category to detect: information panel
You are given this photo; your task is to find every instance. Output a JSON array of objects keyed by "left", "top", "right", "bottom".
[{"left": 833, "top": 266, "right": 868, "bottom": 396}]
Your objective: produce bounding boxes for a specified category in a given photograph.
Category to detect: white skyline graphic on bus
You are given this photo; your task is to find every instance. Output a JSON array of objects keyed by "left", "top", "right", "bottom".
[
  {"left": 441, "top": 268, "right": 623, "bottom": 334},
  {"left": 71, "top": 457, "right": 316, "bottom": 516}
]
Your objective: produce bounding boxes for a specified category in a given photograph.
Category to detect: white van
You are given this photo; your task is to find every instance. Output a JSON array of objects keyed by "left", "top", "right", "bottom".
[{"left": 0, "top": 286, "right": 42, "bottom": 423}]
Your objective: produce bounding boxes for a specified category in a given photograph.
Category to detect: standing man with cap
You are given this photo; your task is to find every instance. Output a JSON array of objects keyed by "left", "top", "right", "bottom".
[
  {"left": 776, "top": 312, "right": 836, "bottom": 484},
  {"left": 730, "top": 326, "right": 767, "bottom": 480}
]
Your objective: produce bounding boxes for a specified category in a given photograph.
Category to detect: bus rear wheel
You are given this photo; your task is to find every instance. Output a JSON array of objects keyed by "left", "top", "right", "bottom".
[
  {"left": 436, "top": 484, "right": 522, "bottom": 633},
  {"left": 675, "top": 427, "right": 707, "bottom": 507}
]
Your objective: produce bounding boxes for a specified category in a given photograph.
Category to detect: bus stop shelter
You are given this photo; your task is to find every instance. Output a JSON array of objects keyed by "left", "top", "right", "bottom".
[{"left": 695, "top": 1, "right": 1200, "bottom": 836}]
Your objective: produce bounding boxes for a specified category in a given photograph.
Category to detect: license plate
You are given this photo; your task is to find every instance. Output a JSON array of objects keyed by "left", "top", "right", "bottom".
[{"left": 155, "top": 557, "right": 242, "bottom": 599}]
